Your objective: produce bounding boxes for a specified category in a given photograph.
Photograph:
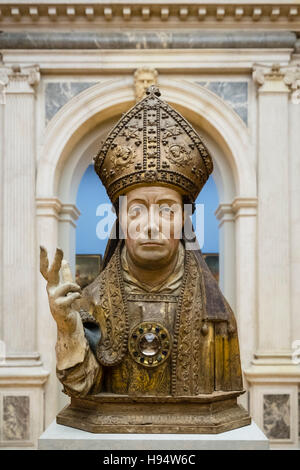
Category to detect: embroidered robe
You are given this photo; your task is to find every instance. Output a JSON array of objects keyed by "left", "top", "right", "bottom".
[{"left": 57, "top": 239, "right": 243, "bottom": 398}]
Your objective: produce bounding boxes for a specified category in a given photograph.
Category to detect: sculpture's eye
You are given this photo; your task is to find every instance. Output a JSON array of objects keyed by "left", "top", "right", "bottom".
[
  {"left": 128, "top": 204, "right": 143, "bottom": 218},
  {"left": 159, "top": 205, "right": 175, "bottom": 218}
]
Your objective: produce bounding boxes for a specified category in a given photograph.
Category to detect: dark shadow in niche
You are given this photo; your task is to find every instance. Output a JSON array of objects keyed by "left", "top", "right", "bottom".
[{"left": 3, "top": 396, "right": 30, "bottom": 441}]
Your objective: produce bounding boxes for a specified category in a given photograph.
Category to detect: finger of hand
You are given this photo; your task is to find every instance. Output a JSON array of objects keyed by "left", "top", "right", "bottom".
[
  {"left": 40, "top": 246, "right": 49, "bottom": 280},
  {"left": 55, "top": 282, "right": 81, "bottom": 298},
  {"left": 61, "top": 260, "right": 74, "bottom": 283},
  {"left": 56, "top": 292, "right": 81, "bottom": 308},
  {"left": 48, "top": 248, "right": 64, "bottom": 285}
]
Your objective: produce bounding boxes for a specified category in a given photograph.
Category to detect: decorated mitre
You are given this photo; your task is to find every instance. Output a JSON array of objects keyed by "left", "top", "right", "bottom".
[{"left": 94, "top": 86, "right": 213, "bottom": 203}]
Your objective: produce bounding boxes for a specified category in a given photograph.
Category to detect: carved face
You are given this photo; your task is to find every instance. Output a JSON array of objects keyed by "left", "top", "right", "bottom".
[
  {"left": 119, "top": 186, "right": 185, "bottom": 269},
  {"left": 135, "top": 71, "right": 157, "bottom": 101}
]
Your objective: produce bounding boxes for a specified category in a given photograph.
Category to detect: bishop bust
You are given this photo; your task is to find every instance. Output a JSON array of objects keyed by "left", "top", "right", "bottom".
[{"left": 40, "top": 86, "right": 251, "bottom": 433}]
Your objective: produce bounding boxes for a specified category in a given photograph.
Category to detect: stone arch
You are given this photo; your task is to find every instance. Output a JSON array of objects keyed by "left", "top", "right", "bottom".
[{"left": 37, "top": 78, "right": 256, "bottom": 203}]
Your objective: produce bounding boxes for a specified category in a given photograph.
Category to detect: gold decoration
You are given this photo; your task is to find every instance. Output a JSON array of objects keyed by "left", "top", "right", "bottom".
[
  {"left": 111, "top": 145, "right": 136, "bottom": 171},
  {"left": 128, "top": 321, "right": 172, "bottom": 368},
  {"left": 162, "top": 124, "right": 182, "bottom": 140},
  {"left": 75, "top": 240, "right": 243, "bottom": 396},
  {"left": 165, "top": 144, "right": 192, "bottom": 167},
  {"left": 56, "top": 240, "right": 250, "bottom": 433},
  {"left": 94, "top": 85, "right": 213, "bottom": 203}
]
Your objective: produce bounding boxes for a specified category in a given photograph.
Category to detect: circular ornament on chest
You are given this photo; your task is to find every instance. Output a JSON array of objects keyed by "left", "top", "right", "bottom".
[{"left": 128, "top": 321, "right": 172, "bottom": 368}]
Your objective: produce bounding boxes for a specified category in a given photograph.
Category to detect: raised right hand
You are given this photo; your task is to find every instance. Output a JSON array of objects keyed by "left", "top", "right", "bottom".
[{"left": 40, "top": 246, "right": 82, "bottom": 335}]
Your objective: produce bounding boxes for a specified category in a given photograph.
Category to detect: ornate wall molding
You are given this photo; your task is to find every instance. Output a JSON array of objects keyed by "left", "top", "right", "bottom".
[
  {"left": 0, "top": 3, "right": 299, "bottom": 30},
  {"left": 2, "top": 49, "right": 293, "bottom": 75}
]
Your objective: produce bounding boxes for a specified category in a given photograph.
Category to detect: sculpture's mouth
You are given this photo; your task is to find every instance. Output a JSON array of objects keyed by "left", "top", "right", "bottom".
[{"left": 140, "top": 241, "right": 164, "bottom": 246}]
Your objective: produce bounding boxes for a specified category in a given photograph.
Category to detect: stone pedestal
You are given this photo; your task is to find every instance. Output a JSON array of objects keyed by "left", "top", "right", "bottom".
[
  {"left": 38, "top": 420, "right": 269, "bottom": 450},
  {"left": 56, "top": 392, "right": 251, "bottom": 434}
]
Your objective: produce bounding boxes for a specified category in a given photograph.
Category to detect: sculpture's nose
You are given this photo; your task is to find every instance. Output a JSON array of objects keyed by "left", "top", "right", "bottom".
[{"left": 143, "top": 205, "right": 160, "bottom": 240}]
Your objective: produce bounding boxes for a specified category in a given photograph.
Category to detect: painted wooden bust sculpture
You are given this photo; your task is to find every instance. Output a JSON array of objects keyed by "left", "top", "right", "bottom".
[{"left": 40, "top": 86, "right": 251, "bottom": 433}]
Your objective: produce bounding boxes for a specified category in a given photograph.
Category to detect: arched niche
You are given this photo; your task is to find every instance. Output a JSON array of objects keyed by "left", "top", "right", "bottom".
[{"left": 36, "top": 78, "right": 257, "bottom": 419}]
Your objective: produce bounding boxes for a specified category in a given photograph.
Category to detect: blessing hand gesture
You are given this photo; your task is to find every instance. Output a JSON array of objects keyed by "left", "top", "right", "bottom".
[{"left": 40, "top": 246, "right": 82, "bottom": 335}]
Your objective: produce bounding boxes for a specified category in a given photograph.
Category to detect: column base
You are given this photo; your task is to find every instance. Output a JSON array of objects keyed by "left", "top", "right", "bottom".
[
  {"left": 0, "top": 357, "right": 49, "bottom": 449},
  {"left": 245, "top": 358, "right": 300, "bottom": 449}
]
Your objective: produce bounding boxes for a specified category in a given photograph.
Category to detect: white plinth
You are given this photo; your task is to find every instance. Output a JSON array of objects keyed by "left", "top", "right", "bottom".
[{"left": 38, "top": 420, "right": 269, "bottom": 450}]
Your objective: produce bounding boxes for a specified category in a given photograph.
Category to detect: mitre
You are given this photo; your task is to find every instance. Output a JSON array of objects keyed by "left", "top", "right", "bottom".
[{"left": 94, "top": 85, "right": 213, "bottom": 203}]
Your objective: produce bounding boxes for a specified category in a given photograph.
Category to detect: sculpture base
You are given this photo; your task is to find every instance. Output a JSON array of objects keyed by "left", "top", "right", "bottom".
[
  {"left": 56, "top": 391, "right": 251, "bottom": 434},
  {"left": 39, "top": 420, "right": 268, "bottom": 450}
]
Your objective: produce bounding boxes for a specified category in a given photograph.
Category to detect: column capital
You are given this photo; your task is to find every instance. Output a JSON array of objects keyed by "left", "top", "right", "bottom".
[
  {"left": 284, "top": 62, "right": 300, "bottom": 104},
  {"left": 253, "top": 62, "right": 300, "bottom": 101},
  {"left": 0, "top": 67, "right": 9, "bottom": 104},
  {"left": 0, "top": 64, "right": 40, "bottom": 99},
  {"left": 59, "top": 203, "right": 81, "bottom": 228},
  {"left": 253, "top": 63, "right": 290, "bottom": 93},
  {"left": 215, "top": 199, "right": 258, "bottom": 225},
  {"left": 215, "top": 203, "right": 234, "bottom": 227}
]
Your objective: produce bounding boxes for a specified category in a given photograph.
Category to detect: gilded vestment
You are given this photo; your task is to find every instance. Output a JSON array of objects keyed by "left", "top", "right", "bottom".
[{"left": 57, "top": 240, "right": 243, "bottom": 398}]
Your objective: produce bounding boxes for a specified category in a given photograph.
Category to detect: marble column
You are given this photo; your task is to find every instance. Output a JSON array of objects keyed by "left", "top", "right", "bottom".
[
  {"left": 58, "top": 203, "right": 80, "bottom": 411},
  {"left": 232, "top": 198, "right": 257, "bottom": 371},
  {"left": 245, "top": 64, "right": 300, "bottom": 448},
  {"left": 285, "top": 64, "right": 300, "bottom": 348},
  {"left": 1, "top": 65, "right": 39, "bottom": 357},
  {"left": 0, "top": 71, "right": 8, "bottom": 353},
  {"left": 254, "top": 64, "right": 291, "bottom": 358},
  {"left": 58, "top": 204, "right": 81, "bottom": 277},
  {"left": 0, "top": 65, "right": 49, "bottom": 449},
  {"left": 36, "top": 198, "right": 61, "bottom": 426},
  {"left": 216, "top": 199, "right": 257, "bottom": 411},
  {"left": 215, "top": 203, "right": 236, "bottom": 311}
]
